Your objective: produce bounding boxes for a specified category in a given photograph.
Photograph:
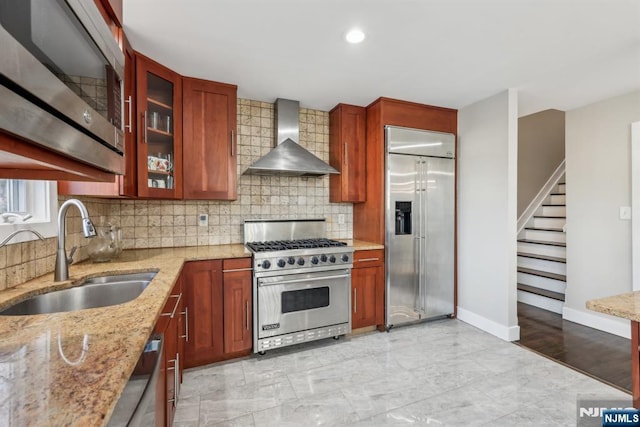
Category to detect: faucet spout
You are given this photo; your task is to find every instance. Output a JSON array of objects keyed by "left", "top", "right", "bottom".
[{"left": 54, "top": 199, "right": 96, "bottom": 282}]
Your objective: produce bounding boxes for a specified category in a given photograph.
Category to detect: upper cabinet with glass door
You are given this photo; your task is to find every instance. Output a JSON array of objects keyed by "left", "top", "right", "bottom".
[{"left": 136, "top": 53, "right": 182, "bottom": 199}]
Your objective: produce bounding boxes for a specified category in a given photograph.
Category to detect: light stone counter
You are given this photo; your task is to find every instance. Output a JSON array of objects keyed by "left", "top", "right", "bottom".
[
  {"left": 0, "top": 244, "right": 249, "bottom": 426},
  {"left": 344, "top": 240, "right": 384, "bottom": 251},
  {"left": 587, "top": 291, "right": 640, "bottom": 408},
  {"left": 586, "top": 291, "right": 640, "bottom": 322}
]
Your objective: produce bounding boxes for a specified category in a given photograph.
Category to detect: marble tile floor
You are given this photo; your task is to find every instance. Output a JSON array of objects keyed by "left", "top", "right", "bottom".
[{"left": 173, "top": 319, "right": 631, "bottom": 426}]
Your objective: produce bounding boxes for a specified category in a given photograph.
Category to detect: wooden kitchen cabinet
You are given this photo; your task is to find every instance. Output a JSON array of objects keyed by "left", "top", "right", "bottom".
[
  {"left": 136, "top": 53, "right": 183, "bottom": 199},
  {"left": 354, "top": 98, "right": 457, "bottom": 244},
  {"left": 329, "top": 104, "right": 366, "bottom": 203},
  {"left": 183, "top": 258, "right": 253, "bottom": 368},
  {"left": 183, "top": 78, "right": 238, "bottom": 200},
  {"left": 183, "top": 260, "right": 224, "bottom": 368},
  {"left": 155, "top": 278, "right": 183, "bottom": 427},
  {"left": 351, "top": 249, "right": 385, "bottom": 330},
  {"left": 222, "top": 258, "right": 252, "bottom": 354}
]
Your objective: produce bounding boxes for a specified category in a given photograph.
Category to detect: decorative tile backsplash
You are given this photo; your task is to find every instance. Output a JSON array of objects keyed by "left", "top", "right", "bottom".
[
  {"left": 0, "top": 198, "right": 112, "bottom": 290},
  {"left": 0, "top": 99, "right": 353, "bottom": 289}
]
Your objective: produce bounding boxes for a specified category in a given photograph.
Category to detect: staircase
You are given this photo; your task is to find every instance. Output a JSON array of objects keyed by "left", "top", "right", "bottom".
[{"left": 517, "top": 179, "right": 566, "bottom": 314}]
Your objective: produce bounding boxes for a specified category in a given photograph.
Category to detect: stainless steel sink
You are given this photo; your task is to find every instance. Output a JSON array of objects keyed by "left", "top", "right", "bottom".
[
  {"left": 81, "top": 271, "right": 158, "bottom": 285},
  {"left": 0, "top": 271, "right": 158, "bottom": 316}
]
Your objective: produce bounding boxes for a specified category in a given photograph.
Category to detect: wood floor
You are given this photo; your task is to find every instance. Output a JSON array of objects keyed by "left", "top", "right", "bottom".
[{"left": 516, "top": 302, "right": 632, "bottom": 393}]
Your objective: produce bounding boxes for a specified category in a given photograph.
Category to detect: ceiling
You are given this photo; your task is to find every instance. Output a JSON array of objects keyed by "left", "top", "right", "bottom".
[{"left": 123, "top": 0, "right": 640, "bottom": 117}]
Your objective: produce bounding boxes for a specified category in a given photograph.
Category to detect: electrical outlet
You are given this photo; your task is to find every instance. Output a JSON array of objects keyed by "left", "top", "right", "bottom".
[
  {"left": 198, "top": 213, "right": 208, "bottom": 226},
  {"left": 338, "top": 214, "right": 345, "bottom": 224},
  {"left": 620, "top": 206, "right": 632, "bottom": 220}
]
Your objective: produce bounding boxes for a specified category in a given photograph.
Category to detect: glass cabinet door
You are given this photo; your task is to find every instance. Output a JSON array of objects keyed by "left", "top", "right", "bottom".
[{"left": 136, "top": 55, "right": 182, "bottom": 198}]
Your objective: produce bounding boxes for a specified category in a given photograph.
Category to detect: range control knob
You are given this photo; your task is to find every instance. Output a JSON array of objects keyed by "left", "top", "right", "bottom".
[
  {"left": 262, "top": 260, "right": 271, "bottom": 269},
  {"left": 297, "top": 257, "right": 305, "bottom": 266},
  {"left": 311, "top": 256, "right": 319, "bottom": 265},
  {"left": 277, "top": 259, "right": 286, "bottom": 268},
  {"left": 287, "top": 257, "right": 295, "bottom": 265},
  {"left": 320, "top": 254, "right": 328, "bottom": 262},
  {"left": 329, "top": 255, "right": 336, "bottom": 263},
  {"left": 341, "top": 254, "right": 350, "bottom": 262}
]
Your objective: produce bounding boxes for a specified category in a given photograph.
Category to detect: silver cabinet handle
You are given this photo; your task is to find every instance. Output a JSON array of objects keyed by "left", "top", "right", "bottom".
[
  {"left": 344, "top": 142, "right": 348, "bottom": 166},
  {"left": 231, "top": 129, "right": 236, "bottom": 157},
  {"left": 180, "top": 307, "right": 189, "bottom": 342},
  {"left": 222, "top": 267, "right": 253, "bottom": 273},
  {"left": 175, "top": 352, "right": 180, "bottom": 404},
  {"left": 167, "top": 356, "right": 178, "bottom": 405},
  {"left": 125, "top": 96, "right": 132, "bottom": 133},
  {"left": 160, "top": 293, "right": 182, "bottom": 318},
  {"left": 245, "top": 300, "right": 249, "bottom": 331},
  {"left": 353, "top": 288, "right": 357, "bottom": 313},
  {"left": 143, "top": 111, "right": 148, "bottom": 143},
  {"left": 357, "top": 257, "right": 379, "bottom": 262}
]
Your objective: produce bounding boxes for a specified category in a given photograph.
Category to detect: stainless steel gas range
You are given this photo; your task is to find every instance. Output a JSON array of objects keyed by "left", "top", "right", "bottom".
[{"left": 244, "top": 219, "right": 353, "bottom": 353}]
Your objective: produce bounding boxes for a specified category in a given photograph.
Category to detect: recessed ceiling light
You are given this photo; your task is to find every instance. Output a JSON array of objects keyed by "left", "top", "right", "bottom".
[{"left": 345, "top": 29, "right": 365, "bottom": 44}]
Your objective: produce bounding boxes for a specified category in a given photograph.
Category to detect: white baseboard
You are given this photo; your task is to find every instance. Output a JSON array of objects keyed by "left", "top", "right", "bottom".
[
  {"left": 457, "top": 307, "right": 520, "bottom": 341},
  {"left": 562, "top": 306, "right": 630, "bottom": 339}
]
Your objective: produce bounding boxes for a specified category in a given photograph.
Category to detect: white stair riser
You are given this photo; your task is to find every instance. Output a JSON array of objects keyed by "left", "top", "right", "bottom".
[
  {"left": 532, "top": 217, "right": 565, "bottom": 229},
  {"left": 557, "top": 183, "right": 566, "bottom": 193},
  {"left": 523, "top": 229, "right": 566, "bottom": 243},
  {"left": 517, "top": 272, "right": 566, "bottom": 293},
  {"left": 517, "top": 241, "right": 566, "bottom": 258},
  {"left": 517, "top": 256, "right": 566, "bottom": 275},
  {"left": 518, "top": 291, "right": 564, "bottom": 314},
  {"left": 540, "top": 205, "right": 566, "bottom": 217},
  {"left": 549, "top": 194, "right": 566, "bottom": 205}
]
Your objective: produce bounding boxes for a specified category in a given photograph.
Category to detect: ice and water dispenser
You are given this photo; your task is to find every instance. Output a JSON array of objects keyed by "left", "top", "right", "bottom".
[{"left": 395, "top": 202, "right": 412, "bottom": 235}]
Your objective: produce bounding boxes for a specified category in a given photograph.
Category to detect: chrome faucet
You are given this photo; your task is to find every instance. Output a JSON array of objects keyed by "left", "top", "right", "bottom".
[{"left": 54, "top": 199, "right": 96, "bottom": 282}]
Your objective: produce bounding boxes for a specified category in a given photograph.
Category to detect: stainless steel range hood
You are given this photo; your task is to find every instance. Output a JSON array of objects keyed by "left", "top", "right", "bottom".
[{"left": 243, "top": 98, "right": 339, "bottom": 177}]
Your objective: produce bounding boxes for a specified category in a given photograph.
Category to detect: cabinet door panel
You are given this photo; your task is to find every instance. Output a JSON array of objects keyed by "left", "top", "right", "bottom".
[
  {"left": 352, "top": 266, "right": 380, "bottom": 329},
  {"left": 352, "top": 249, "right": 385, "bottom": 329},
  {"left": 342, "top": 107, "right": 366, "bottom": 201},
  {"left": 183, "top": 260, "right": 223, "bottom": 367},
  {"left": 329, "top": 104, "right": 366, "bottom": 203},
  {"left": 183, "top": 78, "right": 237, "bottom": 200},
  {"left": 155, "top": 279, "right": 181, "bottom": 427},
  {"left": 136, "top": 53, "right": 183, "bottom": 199},
  {"left": 223, "top": 270, "right": 252, "bottom": 354}
]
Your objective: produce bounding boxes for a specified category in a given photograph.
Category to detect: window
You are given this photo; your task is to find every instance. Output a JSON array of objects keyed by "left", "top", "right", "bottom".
[{"left": 0, "top": 180, "right": 58, "bottom": 244}]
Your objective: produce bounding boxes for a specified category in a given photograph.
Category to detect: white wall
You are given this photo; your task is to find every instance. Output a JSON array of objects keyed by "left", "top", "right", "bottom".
[
  {"left": 564, "top": 90, "right": 640, "bottom": 338},
  {"left": 457, "top": 89, "right": 520, "bottom": 341}
]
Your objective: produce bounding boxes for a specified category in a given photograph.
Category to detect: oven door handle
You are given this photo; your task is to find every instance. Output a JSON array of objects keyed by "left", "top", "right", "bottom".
[{"left": 258, "top": 274, "right": 351, "bottom": 287}]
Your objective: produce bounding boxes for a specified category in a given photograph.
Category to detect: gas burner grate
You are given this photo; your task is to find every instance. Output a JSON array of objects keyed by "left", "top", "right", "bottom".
[{"left": 246, "top": 238, "right": 347, "bottom": 252}]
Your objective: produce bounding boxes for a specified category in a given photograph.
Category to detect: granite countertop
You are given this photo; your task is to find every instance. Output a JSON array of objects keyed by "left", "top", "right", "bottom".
[
  {"left": 587, "top": 291, "right": 640, "bottom": 322},
  {"left": 349, "top": 240, "right": 385, "bottom": 251},
  {"left": 0, "top": 245, "right": 249, "bottom": 426},
  {"left": 0, "top": 240, "right": 382, "bottom": 426}
]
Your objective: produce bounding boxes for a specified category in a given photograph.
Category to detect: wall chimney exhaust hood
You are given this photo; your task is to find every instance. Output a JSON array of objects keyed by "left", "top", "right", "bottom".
[{"left": 243, "top": 98, "right": 339, "bottom": 177}]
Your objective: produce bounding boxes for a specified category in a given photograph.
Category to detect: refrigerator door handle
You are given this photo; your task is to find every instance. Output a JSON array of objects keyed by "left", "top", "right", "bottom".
[
  {"left": 417, "top": 158, "right": 424, "bottom": 316},
  {"left": 419, "top": 159, "right": 427, "bottom": 316}
]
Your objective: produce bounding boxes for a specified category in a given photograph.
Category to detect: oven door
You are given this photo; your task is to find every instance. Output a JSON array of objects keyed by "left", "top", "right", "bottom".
[{"left": 257, "top": 269, "right": 351, "bottom": 339}]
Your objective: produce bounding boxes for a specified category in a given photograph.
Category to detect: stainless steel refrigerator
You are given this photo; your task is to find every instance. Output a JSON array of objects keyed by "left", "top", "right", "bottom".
[{"left": 385, "top": 126, "right": 455, "bottom": 329}]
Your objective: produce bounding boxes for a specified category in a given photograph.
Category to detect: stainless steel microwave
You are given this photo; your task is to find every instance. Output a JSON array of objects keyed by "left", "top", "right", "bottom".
[{"left": 0, "top": 0, "right": 125, "bottom": 174}]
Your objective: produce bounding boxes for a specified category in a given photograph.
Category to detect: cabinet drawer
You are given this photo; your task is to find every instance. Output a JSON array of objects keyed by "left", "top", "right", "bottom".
[
  {"left": 354, "top": 249, "right": 384, "bottom": 267},
  {"left": 223, "top": 257, "right": 252, "bottom": 271}
]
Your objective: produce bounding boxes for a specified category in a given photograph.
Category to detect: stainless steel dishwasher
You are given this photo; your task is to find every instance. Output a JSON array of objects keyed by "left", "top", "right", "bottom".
[{"left": 108, "top": 334, "right": 163, "bottom": 427}]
